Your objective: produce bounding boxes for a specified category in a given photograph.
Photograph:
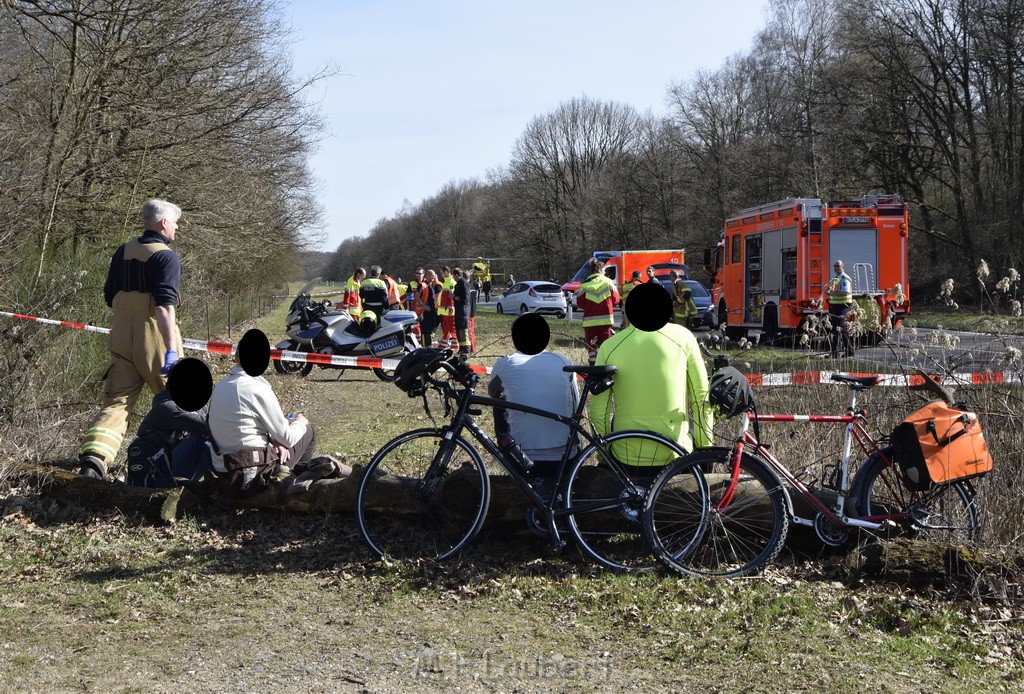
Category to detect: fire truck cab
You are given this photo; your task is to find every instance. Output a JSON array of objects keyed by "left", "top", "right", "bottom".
[{"left": 706, "top": 195, "right": 910, "bottom": 340}]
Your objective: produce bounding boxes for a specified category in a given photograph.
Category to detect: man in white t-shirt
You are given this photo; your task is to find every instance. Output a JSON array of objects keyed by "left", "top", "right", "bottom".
[
  {"left": 488, "top": 313, "right": 579, "bottom": 476},
  {"left": 208, "top": 329, "right": 317, "bottom": 498}
]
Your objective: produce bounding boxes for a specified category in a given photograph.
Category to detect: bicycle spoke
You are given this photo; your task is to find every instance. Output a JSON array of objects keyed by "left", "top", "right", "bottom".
[
  {"left": 566, "top": 431, "right": 695, "bottom": 572},
  {"left": 853, "top": 450, "right": 978, "bottom": 543},
  {"left": 645, "top": 448, "right": 788, "bottom": 577},
  {"left": 356, "top": 429, "right": 490, "bottom": 561}
]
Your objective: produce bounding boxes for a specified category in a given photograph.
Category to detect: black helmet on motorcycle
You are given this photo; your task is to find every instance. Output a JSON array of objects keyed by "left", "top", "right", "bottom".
[
  {"left": 708, "top": 366, "right": 755, "bottom": 418},
  {"left": 394, "top": 347, "right": 448, "bottom": 396},
  {"left": 358, "top": 309, "right": 378, "bottom": 333}
]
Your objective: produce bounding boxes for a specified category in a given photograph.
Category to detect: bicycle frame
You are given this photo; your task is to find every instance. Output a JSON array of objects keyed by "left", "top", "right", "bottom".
[
  {"left": 723, "top": 382, "right": 893, "bottom": 533},
  {"left": 432, "top": 380, "right": 662, "bottom": 551}
]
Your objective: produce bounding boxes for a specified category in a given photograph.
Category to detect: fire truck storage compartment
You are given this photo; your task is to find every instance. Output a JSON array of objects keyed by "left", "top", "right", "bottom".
[
  {"left": 829, "top": 227, "right": 879, "bottom": 293},
  {"left": 742, "top": 228, "right": 795, "bottom": 324},
  {"left": 744, "top": 235, "right": 762, "bottom": 323}
]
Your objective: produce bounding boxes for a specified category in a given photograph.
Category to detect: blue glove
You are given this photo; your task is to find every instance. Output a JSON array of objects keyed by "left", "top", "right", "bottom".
[{"left": 160, "top": 349, "right": 178, "bottom": 376}]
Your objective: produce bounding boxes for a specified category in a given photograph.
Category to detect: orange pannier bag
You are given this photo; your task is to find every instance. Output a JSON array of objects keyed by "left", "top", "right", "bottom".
[{"left": 891, "top": 400, "right": 993, "bottom": 491}]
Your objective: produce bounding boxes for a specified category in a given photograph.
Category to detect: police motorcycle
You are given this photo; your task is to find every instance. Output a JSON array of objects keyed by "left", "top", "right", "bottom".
[{"left": 274, "top": 278, "right": 420, "bottom": 381}]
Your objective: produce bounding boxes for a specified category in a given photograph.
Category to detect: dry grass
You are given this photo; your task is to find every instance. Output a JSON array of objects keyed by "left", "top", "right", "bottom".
[{"left": 1, "top": 288, "right": 1023, "bottom": 691}]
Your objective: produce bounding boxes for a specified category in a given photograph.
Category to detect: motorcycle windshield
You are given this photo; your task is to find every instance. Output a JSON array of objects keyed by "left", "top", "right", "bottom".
[{"left": 295, "top": 277, "right": 321, "bottom": 300}]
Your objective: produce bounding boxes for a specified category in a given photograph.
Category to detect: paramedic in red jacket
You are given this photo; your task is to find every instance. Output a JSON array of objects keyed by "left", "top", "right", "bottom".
[{"left": 575, "top": 257, "right": 620, "bottom": 365}]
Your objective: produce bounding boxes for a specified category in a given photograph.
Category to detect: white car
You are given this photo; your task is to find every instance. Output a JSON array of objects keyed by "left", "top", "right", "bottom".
[{"left": 496, "top": 281, "right": 568, "bottom": 318}]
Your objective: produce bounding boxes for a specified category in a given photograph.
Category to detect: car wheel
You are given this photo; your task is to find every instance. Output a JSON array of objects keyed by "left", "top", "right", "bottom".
[
  {"left": 496, "top": 302, "right": 504, "bottom": 314},
  {"left": 519, "top": 304, "right": 529, "bottom": 315},
  {"left": 556, "top": 311, "right": 566, "bottom": 319}
]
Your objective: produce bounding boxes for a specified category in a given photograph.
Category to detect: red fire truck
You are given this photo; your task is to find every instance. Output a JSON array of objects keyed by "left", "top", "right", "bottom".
[{"left": 705, "top": 194, "right": 910, "bottom": 340}]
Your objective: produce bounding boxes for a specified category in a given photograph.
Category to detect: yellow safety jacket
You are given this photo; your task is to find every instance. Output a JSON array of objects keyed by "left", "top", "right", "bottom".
[
  {"left": 576, "top": 273, "right": 618, "bottom": 327},
  {"left": 438, "top": 276, "right": 455, "bottom": 316},
  {"left": 828, "top": 272, "right": 853, "bottom": 306},
  {"left": 343, "top": 276, "right": 362, "bottom": 317},
  {"left": 673, "top": 279, "right": 698, "bottom": 323}
]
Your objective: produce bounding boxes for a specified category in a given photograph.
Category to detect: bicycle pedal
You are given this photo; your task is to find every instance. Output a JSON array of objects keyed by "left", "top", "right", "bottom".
[{"left": 550, "top": 539, "right": 567, "bottom": 554}]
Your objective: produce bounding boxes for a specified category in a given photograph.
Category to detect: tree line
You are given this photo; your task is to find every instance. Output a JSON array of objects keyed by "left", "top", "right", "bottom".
[
  {"left": 324, "top": 0, "right": 1024, "bottom": 299},
  {"left": 0, "top": 0, "right": 323, "bottom": 459}
]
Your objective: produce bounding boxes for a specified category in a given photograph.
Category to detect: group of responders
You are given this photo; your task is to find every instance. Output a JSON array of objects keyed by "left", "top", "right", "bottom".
[{"left": 2, "top": 310, "right": 1018, "bottom": 387}]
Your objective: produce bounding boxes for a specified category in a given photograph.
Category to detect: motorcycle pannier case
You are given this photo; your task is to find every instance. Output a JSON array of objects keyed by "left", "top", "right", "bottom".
[{"left": 891, "top": 400, "right": 992, "bottom": 491}]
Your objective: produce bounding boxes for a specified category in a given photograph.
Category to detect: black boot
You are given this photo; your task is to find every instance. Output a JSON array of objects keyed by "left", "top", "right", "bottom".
[{"left": 78, "top": 455, "right": 107, "bottom": 480}]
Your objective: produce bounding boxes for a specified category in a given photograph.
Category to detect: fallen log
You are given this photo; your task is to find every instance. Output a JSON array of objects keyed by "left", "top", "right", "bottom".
[
  {"left": 1, "top": 460, "right": 876, "bottom": 554},
  {"left": 3, "top": 459, "right": 183, "bottom": 523}
]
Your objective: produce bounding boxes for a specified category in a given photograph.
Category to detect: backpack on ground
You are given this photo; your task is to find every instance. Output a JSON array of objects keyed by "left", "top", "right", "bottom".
[
  {"left": 891, "top": 400, "right": 993, "bottom": 491},
  {"left": 125, "top": 430, "right": 176, "bottom": 488}
]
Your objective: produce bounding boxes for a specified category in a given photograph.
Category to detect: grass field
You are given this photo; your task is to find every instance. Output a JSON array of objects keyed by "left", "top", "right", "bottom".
[{"left": 1, "top": 287, "right": 1022, "bottom": 692}]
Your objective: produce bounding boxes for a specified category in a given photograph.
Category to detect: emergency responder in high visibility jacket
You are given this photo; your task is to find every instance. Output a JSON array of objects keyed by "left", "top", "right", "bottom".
[
  {"left": 343, "top": 268, "right": 365, "bottom": 318},
  {"left": 359, "top": 265, "right": 389, "bottom": 319},
  {"left": 670, "top": 271, "right": 698, "bottom": 326},
  {"left": 437, "top": 266, "right": 457, "bottom": 350},
  {"left": 79, "top": 199, "right": 186, "bottom": 480},
  {"left": 575, "top": 258, "right": 620, "bottom": 365},
  {"left": 827, "top": 260, "right": 855, "bottom": 357},
  {"left": 407, "top": 268, "right": 434, "bottom": 346},
  {"left": 620, "top": 271, "right": 643, "bottom": 328},
  {"left": 380, "top": 271, "right": 402, "bottom": 310}
]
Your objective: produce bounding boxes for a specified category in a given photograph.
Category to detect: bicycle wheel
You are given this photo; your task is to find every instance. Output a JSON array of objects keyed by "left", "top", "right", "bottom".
[
  {"left": 644, "top": 447, "right": 789, "bottom": 577},
  {"left": 852, "top": 449, "right": 979, "bottom": 543},
  {"left": 356, "top": 428, "right": 490, "bottom": 561},
  {"left": 564, "top": 430, "right": 697, "bottom": 571}
]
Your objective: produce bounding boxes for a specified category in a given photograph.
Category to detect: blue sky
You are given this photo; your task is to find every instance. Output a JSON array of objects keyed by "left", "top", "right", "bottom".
[{"left": 284, "top": 0, "right": 771, "bottom": 251}]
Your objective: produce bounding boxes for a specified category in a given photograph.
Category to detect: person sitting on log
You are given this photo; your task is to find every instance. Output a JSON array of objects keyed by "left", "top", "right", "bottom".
[
  {"left": 124, "top": 358, "right": 216, "bottom": 488},
  {"left": 590, "top": 282, "right": 714, "bottom": 475},
  {"left": 206, "top": 329, "right": 329, "bottom": 499},
  {"left": 487, "top": 312, "right": 580, "bottom": 479}
]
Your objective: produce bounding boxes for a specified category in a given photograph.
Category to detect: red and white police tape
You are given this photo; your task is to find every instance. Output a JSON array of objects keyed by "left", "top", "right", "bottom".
[
  {"left": 0, "top": 310, "right": 491, "bottom": 375},
  {"left": 3, "top": 310, "right": 1019, "bottom": 385}
]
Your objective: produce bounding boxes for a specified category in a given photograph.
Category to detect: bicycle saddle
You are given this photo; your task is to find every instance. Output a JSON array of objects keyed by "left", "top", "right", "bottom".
[{"left": 830, "top": 374, "right": 883, "bottom": 390}]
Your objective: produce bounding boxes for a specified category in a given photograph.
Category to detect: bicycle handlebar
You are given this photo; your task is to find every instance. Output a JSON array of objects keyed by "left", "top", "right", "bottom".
[{"left": 699, "top": 342, "right": 731, "bottom": 371}]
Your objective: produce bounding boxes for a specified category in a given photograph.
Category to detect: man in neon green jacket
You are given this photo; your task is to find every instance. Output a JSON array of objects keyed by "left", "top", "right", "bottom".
[{"left": 590, "top": 282, "right": 713, "bottom": 467}]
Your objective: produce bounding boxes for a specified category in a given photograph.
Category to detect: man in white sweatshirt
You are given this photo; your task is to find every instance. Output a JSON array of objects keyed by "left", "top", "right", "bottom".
[{"left": 208, "top": 329, "right": 317, "bottom": 498}]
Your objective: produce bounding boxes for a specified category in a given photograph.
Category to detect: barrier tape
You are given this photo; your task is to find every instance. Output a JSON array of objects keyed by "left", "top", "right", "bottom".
[
  {"left": 746, "top": 370, "right": 1021, "bottom": 387},
  {"left": 3, "top": 310, "right": 1017, "bottom": 385},
  {"left": 1, "top": 310, "right": 491, "bottom": 375},
  {"left": 270, "top": 290, "right": 343, "bottom": 299}
]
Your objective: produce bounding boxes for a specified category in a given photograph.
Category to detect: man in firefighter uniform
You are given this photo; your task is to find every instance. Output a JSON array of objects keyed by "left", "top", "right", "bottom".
[
  {"left": 575, "top": 258, "right": 620, "bottom": 365},
  {"left": 79, "top": 199, "right": 185, "bottom": 479},
  {"left": 438, "top": 266, "right": 457, "bottom": 350},
  {"left": 453, "top": 267, "right": 472, "bottom": 356},
  {"left": 343, "top": 267, "right": 365, "bottom": 318},
  {"left": 827, "top": 260, "right": 855, "bottom": 357},
  {"left": 670, "top": 270, "right": 698, "bottom": 326}
]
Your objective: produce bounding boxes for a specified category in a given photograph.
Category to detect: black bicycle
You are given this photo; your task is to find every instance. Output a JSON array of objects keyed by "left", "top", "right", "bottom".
[{"left": 354, "top": 349, "right": 708, "bottom": 571}]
